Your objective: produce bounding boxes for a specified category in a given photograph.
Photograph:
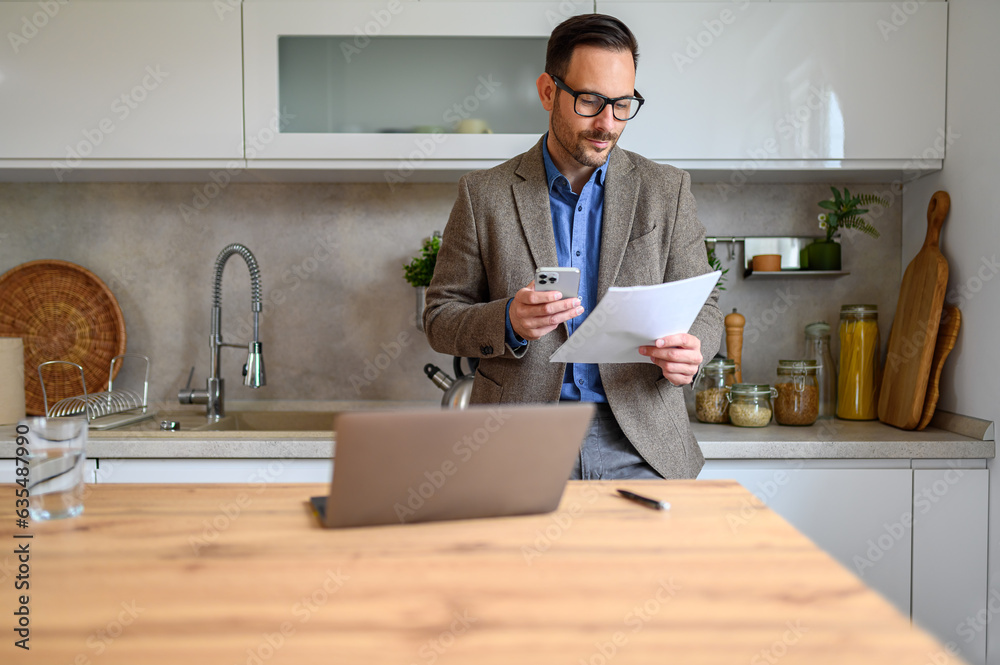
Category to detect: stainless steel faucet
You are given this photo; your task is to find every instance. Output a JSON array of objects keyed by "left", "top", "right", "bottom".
[{"left": 178, "top": 243, "right": 266, "bottom": 419}]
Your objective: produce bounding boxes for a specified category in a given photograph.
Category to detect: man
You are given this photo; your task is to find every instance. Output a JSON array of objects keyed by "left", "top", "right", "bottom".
[{"left": 423, "top": 14, "right": 723, "bottom": 480}]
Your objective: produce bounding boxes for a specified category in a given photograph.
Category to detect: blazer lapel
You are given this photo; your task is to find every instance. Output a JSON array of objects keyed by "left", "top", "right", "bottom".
[
  {"left": 513, "top": 139, "right": 559, "bottom": 269},
  {"left": 597, "top": 146, "right": 640, "bottom": 297}
]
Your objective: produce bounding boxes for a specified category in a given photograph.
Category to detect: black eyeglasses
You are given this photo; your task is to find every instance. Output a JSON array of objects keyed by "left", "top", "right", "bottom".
[{"left": 550, "top": 74, "right": 644, "bottom": 121}]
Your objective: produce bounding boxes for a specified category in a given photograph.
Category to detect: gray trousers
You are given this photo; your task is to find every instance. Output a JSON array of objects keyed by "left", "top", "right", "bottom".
[{"left": 569, "top": 402, "right": 662, "bottom": 480}]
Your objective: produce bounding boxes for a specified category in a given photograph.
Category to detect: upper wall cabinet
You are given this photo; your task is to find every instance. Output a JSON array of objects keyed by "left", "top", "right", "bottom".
[
  {"left": 242, "top": 1, "right": 589, "bottom": 180},
  {"left": 0, "top": 0, "right": 243, "bottom": 180},
  {"left": 598, "top": 2, "right": 947, "bottom": 178}
]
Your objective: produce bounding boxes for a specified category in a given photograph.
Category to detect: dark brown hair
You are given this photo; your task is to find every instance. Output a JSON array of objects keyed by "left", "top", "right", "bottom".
[{"left": 545, "top": 14, "right": 639, "bottom": 81}]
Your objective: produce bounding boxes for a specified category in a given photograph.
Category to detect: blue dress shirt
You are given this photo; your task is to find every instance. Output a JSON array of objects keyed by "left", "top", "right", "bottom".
[{"left": 504, "top": 134, "right": 607, "bottom": 402}]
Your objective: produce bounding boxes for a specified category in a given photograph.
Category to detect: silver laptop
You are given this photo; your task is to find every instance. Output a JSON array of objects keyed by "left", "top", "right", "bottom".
[{"left": 310, "top": 403, "right": 595, "bottom": 528}]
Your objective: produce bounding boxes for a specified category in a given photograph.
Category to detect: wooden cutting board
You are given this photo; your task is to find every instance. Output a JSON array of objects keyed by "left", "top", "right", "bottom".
[
  {"left": 916, "top": 305, "right": 961, "bottom": 430},
  {"left": 878, "top": 191, "right": 950, "bottom": 429}
]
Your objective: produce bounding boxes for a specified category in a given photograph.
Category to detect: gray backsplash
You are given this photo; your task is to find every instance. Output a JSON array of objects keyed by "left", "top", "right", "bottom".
[{"left": 0, "top": 179, "right": 900, "bottom": 411}]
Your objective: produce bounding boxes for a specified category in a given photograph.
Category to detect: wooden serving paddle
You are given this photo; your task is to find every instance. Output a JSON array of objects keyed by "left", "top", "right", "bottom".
[
  {"left": 916, "top": 305, "right": 961, "bottom": 430},
  {"left": 878, "top": 191, "right": 951, "bottom": 429}
]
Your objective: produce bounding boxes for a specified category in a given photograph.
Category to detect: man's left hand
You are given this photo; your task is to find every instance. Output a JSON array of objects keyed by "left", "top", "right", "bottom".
[{"left": 639, "top": 333, "right": 703, "bottom": 386}]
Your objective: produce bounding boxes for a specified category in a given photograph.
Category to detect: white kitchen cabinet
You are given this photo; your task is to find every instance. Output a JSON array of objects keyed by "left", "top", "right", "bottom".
[
  {"left": 911, "top": 466, "right": 989, "bottom": 665},
  {"left": 598, "top": 2, "right": 948, "bottom": 175},
  {"left": 242, "top": 1, "right": 589, "bottom": 177},
  {"left": 698, "top": 460, "right": 914, "bottom": 615},
  {"left": 0, "top": 0, "right": 243, "bottom": 176},
  {"left": 94, "top": 458, "right": 332, "bottom": 484},
  {"left": 0, "top": 458, "right": 98, "bottom": 484},
  {"left": 700, "top": 458, "right": 990, "bottom": 665}
]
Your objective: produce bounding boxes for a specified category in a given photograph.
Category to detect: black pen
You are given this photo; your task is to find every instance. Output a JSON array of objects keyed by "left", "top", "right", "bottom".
[{"left": 617, "top": 488, "right": 671, "bottom": 511}]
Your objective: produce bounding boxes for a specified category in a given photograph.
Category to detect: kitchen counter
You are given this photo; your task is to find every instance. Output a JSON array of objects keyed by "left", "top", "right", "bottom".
[
  {"left": 0, "top": 481, "right": 956, "bottom": 664},
  {"left": 1, "top": 405, "right": 992, "bottom": 461}
]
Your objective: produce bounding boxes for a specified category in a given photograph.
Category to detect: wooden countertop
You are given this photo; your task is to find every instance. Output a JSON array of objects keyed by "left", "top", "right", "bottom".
[{"left": 0, "top": 481, "right": 962, "bottom": 665}]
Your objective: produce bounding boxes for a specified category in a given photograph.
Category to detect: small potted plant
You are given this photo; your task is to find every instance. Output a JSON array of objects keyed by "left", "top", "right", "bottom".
[
  {"left": 705, "top": 242, "right": 729, "bottom": 291},
  {"left": 403, "top": 232, "right": 440, "bottom": 331},
  {"left": 809, "top": 187, "right": 889, "bottom": 270}
]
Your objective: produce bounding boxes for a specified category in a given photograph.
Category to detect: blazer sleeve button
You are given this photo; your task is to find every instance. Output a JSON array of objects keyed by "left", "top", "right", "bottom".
[{"left": 481, "top": 345, "right": 493, "bottom": 355}]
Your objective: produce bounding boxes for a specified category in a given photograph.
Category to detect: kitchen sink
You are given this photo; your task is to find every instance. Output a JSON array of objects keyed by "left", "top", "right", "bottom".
[{"left": 194, "top": 410, "right": 339, "bottom": 432}]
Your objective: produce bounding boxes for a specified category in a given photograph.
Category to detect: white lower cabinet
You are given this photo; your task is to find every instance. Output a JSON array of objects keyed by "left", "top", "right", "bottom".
[
  {"left": 911, "top": 467, "right": 989, "bottom": 664},
  {"left": 699, "top": 459, "right": 989, "bottom": 665},
  {"left": 94, "top": 459, "right": 332, "bottom": 484},
  {"left": 0, "top": 458, "right": 98, "bottom": 484},
  {"left": 699, "top": 460, "right": 914, "bottom": 614}
]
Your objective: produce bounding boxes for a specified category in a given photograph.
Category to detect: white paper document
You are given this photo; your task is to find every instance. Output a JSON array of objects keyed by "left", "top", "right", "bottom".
[{"left": 549, "top": 270, "right": 721, "bottom": 364}]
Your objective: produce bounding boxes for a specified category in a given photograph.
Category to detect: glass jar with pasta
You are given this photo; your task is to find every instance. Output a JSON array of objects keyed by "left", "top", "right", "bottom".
[{"left": 837, "top": 304, "right": 880, "bottom": 420}]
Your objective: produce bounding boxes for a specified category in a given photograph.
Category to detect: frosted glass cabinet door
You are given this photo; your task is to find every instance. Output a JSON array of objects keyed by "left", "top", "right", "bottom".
[
  {"left": 242, "top": 1, "right": 588, "bottom": 166},
  {"left": 597, "top": 2, "right": 947, "bottom": 165},
  {"left": 0, "top": 1, "right": 243, "bottom": 164}
]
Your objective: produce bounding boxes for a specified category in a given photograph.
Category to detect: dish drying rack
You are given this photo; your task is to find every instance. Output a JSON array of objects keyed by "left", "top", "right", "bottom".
[{"left": 38, "top": 354, "right": 153, "bottom": 430}]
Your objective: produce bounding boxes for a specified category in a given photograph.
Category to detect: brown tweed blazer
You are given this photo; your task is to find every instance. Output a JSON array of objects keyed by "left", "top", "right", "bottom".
[{"left": 424, "top": 137, "right": 723, "bottom": 479}]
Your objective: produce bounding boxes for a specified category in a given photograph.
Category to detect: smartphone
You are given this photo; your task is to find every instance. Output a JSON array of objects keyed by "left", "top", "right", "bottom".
[{"left": 534, "top": 267, "right": 581, "bottom": 300}]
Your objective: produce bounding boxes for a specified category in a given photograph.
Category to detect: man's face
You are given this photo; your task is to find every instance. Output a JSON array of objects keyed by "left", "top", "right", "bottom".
[{"left": 544, "top": 45, "right": 636, "bottom": 169}]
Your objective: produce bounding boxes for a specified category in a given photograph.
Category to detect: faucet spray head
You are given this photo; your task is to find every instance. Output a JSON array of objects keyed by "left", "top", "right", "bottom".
[{"left": 244, "top": 341, "right": 266, "bottom": 388}]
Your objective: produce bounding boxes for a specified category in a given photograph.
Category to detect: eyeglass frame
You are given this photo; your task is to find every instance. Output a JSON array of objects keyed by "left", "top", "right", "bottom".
[{"left": 549, "top": 74, "right": 645, "bottom": 121}]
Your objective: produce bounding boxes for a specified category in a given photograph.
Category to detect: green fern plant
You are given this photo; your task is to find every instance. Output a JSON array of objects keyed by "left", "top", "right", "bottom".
[
  {"left": 705, "top": 242, "right": 729, "bottom": 291},
  {"left": 403, "top": 233, "right": 441, "bottom": 288},
  {"left": 817, "top": 187, "right": 889, "bottom": 243}
]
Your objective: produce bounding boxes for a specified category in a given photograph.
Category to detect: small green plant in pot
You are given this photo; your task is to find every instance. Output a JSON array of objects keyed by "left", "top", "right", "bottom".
[
  {"left": 705, "top": 242, "right": 729, "bottom": 291},
  {"left": 403, "top": 232, "right": 441, "bottom": 331},
  {"left": 809, "top": 187, "right": 889, "bottom": 270}
]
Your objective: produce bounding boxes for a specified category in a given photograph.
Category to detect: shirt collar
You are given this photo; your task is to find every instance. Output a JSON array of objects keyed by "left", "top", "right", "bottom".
[{"left": 541, "top": 132, "right": 607, "bottom": 192}]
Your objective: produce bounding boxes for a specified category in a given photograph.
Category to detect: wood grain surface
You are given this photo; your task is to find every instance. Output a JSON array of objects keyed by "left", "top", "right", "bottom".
[
  {"left": 917, "top": 305, "right": 962, "bottom": 430},
  {"left": 0, "top": 482, "right": 962, "bottom": 665},
  {"left": 879, "top": 190, "right": 951, "bottom": 429}
]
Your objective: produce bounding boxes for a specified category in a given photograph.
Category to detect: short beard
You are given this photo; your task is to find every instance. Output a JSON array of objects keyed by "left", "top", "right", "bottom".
[{"left": 551, "top": 95, "right": 619, "bottom": 168}]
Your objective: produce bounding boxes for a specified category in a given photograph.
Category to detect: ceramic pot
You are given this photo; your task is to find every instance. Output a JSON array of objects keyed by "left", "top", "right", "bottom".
[{"left": 807, "top": 241, "right": 842, "bottom": 271}]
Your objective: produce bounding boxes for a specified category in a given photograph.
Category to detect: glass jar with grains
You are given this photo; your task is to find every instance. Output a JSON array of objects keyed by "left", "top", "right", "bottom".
[
  {"left": 726, "top": 384, "right": 778, "bottom": 427},
  {"left": 773, "top": 360, "right": 819, "bottom": 426},
  {"left": 693, "top": 358, "right": 738, "bottom": 423}
]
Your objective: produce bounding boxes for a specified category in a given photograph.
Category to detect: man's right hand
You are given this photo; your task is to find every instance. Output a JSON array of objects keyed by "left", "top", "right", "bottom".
[{"left": 509, "top": 281, "right": 584, "bottom": 341}]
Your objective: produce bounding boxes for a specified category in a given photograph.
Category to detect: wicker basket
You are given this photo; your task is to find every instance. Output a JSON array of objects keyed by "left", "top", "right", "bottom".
[{"left": 0, "top": 259, "right": 127, "bottom": 415}]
